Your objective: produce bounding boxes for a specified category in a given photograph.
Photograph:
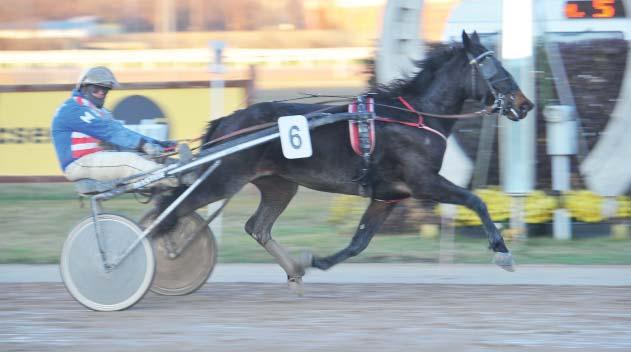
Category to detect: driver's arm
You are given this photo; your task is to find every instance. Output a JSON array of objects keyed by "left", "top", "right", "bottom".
[{"left": 64, "top": 105, "right": 158, "bottom": 150}]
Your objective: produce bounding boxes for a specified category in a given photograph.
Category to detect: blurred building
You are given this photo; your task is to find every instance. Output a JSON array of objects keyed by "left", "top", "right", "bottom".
[
  {"left": 0, "top": 0, "right": 336, "bottom": 33},
  {"left": 0, "top": 0, "right": 460, "bottom": 44}
]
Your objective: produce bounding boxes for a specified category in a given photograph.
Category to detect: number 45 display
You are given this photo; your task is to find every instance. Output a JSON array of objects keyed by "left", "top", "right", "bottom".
[{"left": 278, "top": 115, "right": 313, "bottom": 159}]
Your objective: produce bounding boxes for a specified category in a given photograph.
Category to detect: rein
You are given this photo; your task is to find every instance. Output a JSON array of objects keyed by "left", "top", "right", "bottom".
[
  {"left": 374, "top": 100, "right": 492, "bottom": 120},
  {"left": 374, "top": 96, "right": 496, "bottom": 143},
  {"left": 165, "top": 90, "right": 495, "bottom": 157},
  {"left": 159, "top": 95, "right": 353, "bottom": 157},
  {"left": 196, "top": 103, "right": 346, "bottom": 150},
  {"left": 374, "top": 96, "right": 448, "bottom": 142}
]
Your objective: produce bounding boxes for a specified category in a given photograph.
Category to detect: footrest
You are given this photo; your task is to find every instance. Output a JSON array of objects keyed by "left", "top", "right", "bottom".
[{"left": 74, "top": 179, "right": 118, "bottom": 195}]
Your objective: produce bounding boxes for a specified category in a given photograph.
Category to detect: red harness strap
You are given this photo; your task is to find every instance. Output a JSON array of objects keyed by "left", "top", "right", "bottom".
[
  {"left": 347, "top": 98, "right": 376, "bottom": 156},
  {"left": 374, "top": 96, "right": 448, "bottom": 142},
  {"left": 346, "top": 96, "right": 448, "bottom": 202},
  {"left": 398, "top": 96, "right": 424, "bottom": 125},
  {"left": 348, "top": 96, "right": 448, "bottom": 156}
]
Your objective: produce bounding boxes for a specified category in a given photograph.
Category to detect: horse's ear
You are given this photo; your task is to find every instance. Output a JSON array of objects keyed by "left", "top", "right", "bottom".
[
  {"left": 462, "top": 30, "right": 471, "bottom": 50},
  {"left": 471, "top": 31, "right": 480, "bottom": 43}
]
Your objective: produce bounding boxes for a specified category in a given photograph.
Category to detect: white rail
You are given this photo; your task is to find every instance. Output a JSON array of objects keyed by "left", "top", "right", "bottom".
[{"left": 0, "top": 47, "right": 373, "bottom": 68}]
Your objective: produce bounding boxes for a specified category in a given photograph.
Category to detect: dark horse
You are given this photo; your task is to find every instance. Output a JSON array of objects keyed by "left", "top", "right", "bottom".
[{"left": 157, "top": 31, "right": 534, "bottom": 283}]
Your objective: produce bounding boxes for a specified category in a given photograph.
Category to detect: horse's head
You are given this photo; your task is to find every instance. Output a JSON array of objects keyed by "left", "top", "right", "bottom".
[{"left": 462, "top": 31, "right": 534, "bottom": 121}]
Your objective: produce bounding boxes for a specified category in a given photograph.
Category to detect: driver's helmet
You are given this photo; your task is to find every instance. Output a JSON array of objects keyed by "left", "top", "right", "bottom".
[{"left": 75, "top": 66, "right": 120, "bottom": 90}]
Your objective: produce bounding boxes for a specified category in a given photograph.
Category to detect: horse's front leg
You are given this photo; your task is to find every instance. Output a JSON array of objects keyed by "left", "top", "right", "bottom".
[
  {"left": 312, "top": 200, "right": 396, "bottom": 270},
  {"left": 412, "top": 174, "right": 515, "bottom": 271}
]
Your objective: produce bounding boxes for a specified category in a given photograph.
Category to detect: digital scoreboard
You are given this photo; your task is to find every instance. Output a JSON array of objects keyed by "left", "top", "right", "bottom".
[{"left": 565, "top": 0, "right": 626, "bottom": 18}]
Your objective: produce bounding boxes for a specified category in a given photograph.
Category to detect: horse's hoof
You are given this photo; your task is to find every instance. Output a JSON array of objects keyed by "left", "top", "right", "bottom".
[
  {"left": 493, "top": 252, "right": 516, "bottom": 272},
  {"left": 287, "top": 276, "right": 304, "bottom": 296}
]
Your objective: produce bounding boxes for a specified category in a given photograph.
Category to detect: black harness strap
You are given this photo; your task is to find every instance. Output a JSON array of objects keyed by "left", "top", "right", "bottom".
[{"left": 349, "top": 95, "right": 376, "bottom": 198}]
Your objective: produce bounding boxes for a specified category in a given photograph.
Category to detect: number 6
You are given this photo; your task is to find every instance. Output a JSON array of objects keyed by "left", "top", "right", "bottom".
[
  {"left": 290, "top": 125, "right": 302, "bottom": 149},
  {"left": 278, "top": 115, "right": 312, "bottom": 159}
]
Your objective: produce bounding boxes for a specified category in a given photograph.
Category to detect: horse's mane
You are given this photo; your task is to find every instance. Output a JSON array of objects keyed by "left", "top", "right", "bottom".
[{"left": 369, "top": 43, "right": 463, "bottom": 98}]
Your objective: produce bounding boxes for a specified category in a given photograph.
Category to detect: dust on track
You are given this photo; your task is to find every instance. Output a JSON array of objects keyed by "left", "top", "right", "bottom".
[{"left": 1, "top": 282, "right": 630, "bottom": 352}]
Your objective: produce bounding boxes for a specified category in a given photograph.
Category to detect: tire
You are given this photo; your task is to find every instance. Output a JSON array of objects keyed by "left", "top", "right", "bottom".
[
  {"left": 140, "top": 210, "right": 217, "bottom": 296},
  {"left": 60, "top": 214, "right": 155, "bottom": 311}
]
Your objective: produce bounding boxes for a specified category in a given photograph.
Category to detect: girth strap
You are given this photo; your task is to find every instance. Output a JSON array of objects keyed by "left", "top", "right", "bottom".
[
  {"left": 347, "top": 96, "right": 375, "bottom": 197},
  {"left": 348, "top": 119, "right": 375, "bottom": 156}
]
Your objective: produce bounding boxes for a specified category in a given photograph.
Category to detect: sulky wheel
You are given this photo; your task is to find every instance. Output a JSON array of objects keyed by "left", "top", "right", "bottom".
[
  {"left": 140, "top": 210, "right": 217, "bottom": 296},
  {"left": 60, "top": 214, "right": 155, "bottom": 311}
]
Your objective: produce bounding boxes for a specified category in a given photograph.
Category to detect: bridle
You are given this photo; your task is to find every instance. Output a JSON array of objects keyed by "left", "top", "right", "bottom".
[{"left": 467, "top": 50, "right": 520, "bottom": 121}]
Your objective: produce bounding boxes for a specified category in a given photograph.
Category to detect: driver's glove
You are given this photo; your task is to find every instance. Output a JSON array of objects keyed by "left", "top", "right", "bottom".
[
  {"left": 139, "top": 140, "right": 165, "bottom": 157},
  {"left": 158, "top": 140, "right": 178, "bottom": 152}
]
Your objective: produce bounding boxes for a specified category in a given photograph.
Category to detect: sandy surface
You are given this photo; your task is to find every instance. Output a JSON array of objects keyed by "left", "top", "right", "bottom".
[{"left": 1, "top": 280, "right": 630, "bottom": 352}]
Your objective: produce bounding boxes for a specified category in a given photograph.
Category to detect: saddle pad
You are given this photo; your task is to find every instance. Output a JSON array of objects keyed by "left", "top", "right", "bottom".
[
  {"left": 348, "top": 120, "right": 375, "bottom": 156},
  {"left": 347, "top": 97, "right": 376, "bottom": 156}
]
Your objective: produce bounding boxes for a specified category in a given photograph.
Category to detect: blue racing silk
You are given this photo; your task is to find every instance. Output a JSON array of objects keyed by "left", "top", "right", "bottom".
[{"left": 51, "top": 90, "right": 158, "bottom": 170}]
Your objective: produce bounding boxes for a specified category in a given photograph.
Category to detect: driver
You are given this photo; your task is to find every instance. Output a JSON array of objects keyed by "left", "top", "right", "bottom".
[{"left": 51, "top": 66, "right": 180, "bottom": 187}]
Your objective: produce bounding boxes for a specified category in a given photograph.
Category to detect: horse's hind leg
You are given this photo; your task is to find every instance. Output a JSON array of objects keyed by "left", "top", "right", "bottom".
[
  {"left": 411, "top": 174, "right": 515, "bottom": 271},
  {"left": 246, "top": 176, "right": 311, "bottom": 282},
  {"left": 312, "top": 200, "right": 397, "bottom": 271}
]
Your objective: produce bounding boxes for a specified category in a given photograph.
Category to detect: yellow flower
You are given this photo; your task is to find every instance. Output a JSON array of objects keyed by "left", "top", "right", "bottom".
[
  {"left": 564, "top": 190, "right": 603, "bottom": 223},
  {"left": 525, "top": 191, "right": 557, "bottom": 224},
  {"left": 616, "top": 196, "right": 631, "bottom": 218}
]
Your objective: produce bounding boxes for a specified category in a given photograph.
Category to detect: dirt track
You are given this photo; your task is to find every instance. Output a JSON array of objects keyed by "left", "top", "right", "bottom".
[{"left": 1, "top": 282, "right": 630, "bottom": 352}]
